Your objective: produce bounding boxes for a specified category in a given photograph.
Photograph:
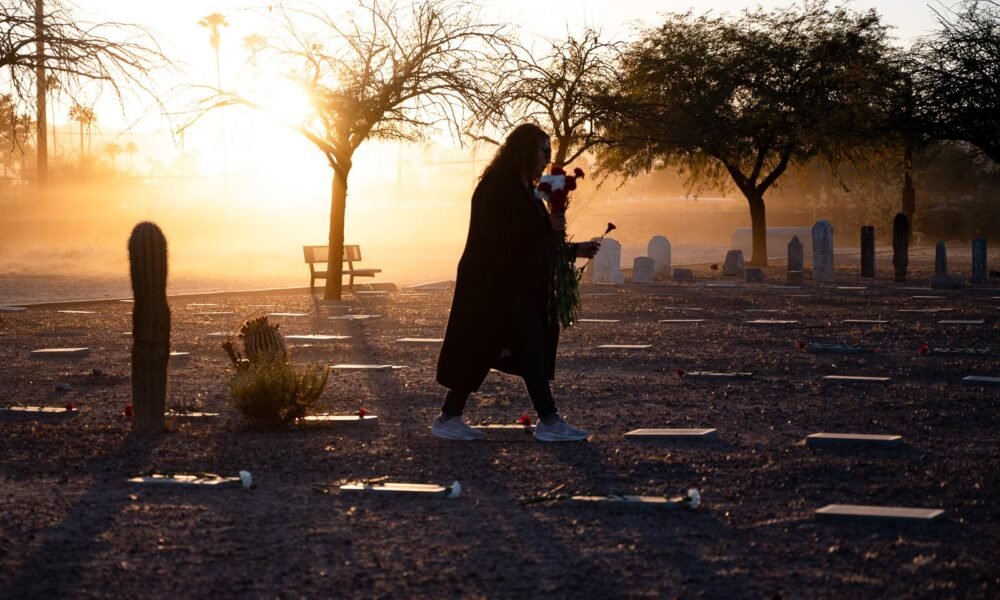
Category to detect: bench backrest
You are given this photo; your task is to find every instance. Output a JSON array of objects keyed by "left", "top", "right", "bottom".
[{"left": 304, "top": 244, "right": 362, "bottom": 264}]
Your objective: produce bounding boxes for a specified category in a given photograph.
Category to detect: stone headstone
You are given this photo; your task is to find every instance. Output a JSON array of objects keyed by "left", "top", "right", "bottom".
[
  {"left": 812, "top": 220, "right": 834, "bottom": 283},
  {"left": 593, "top": 238, "right": 624, "bottom": 284},
  {"left": 860, "top": 226, "right": 875, "bottom": 278},
  {"left": 971, "top": 239, "right": 987, "bottom": 284},
  {"left": 631, "top": 257, "right": 655, "bottom": 284},
  {"left": 672, "top": 268, "right": 694, "bottom": 283},
  {"left": 647, "top": 236, "right": 671, "bottom": 278},
  {"left": 745, "top": 267, "right": 764, "bottom": 283},
  {"left": 787, "top": 235, "right": 804, "bottom": 286},
  {"left": 931, "top": 241, "right": 963, "bottom": 289},
  {"left": 892, "top": 213, "right": 909, "bottom": 283},
  {"left": 722, "top": 249, "right": 745, "bottom": 277}
]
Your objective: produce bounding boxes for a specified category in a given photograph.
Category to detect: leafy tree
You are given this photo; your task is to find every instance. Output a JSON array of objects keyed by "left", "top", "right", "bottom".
[
  {"left": 912, "top": 0, "right": 1000, "bottom": 163},
  {"left": 599, "top": 2, "right": 902, "bottom": 265},
  {"left": 0, "top": 0, "right": 167, "bottom": 182},
  {"left": 478, "top": 29, "right": 622, "bottom": 167},
  {"left": 188, "top": 0, "right": 504, "bottom": 300}
]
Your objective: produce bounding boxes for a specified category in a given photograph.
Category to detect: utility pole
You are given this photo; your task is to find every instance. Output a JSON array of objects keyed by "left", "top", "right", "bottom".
[{"left": 35, "top": 0, "right": 48, "bottom": 185}]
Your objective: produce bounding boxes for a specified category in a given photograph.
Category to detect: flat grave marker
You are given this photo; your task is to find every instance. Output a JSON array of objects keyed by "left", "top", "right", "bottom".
[
  {"left": 169, "top": 351, "right": 191, "bottom": 359},
  {"left": 625, "top": 428, "right": 718, "bottom": 440},
  {"left": 806, "top": 343, "right": 866, "bottom": 354},
  {"left": 745, "top": 309, "right": 784, "bottom": 313},
  {"left": 193, "top": 311, "right": 235, "bottom": 316},
  {"left": 661, "top": 307, "right": 703, "bottom": 311},
  {"left": 187, "top": 303, "right": 219, "bottom": 307},
  {"left": 285, "top": 334, "right": 351, "bottom": 342},
  {"left": 806, "top": 433, "right": 903, "bottom": 447},
  {"left": 938, "top": 319, "right": 985, "bottom": 325},
  {"left": 842, "top": 319, "right": 890, "bottom": 324},
  {"left": 329, "top": 314, "right": 381, "bottom": 320},
  {"left": 704, "top": 283, "right": 737, "bottom": 288},
  {"left": 815, "top": 504, "right": 943, "bottom": 522},
  {"left": 338, "top": 481, "right": 460, "bottom": 498},
  {"left": 746, "top": 319, "right": 799, "bottom": 325},
  {"left": 206, "top": 332, "right": 228, "bottom": 338},
  {"left": 30, "top": 347, "right": 90, "bottom": 358},
  {"left": 821, "top": 375, "right": 891, "bottom": 383},
  {"left": 395, "top": 337, "right": 443, "bottom": 344},
  {"left": 57, "top": 310, "right": 96, "bottom": 314},
  {"left": 128, "top": 472, "right": 251, "bottom": 489},
  {"left": 472, "top": 424, "right": 535, "bottom": 441},
  {"left": 911, "top": 295, "right": 946, "bottom": 300},
  {"left": 930, "top": 347, "right": 991, "bottom": 356},
  {"left": 658, "top": 319, "right": 706, "bottom": 323},
  {"left": 1, "top": 405, "right": 78, "bottom": 419},
  {"left": 686, "top": 371, "right": 753, "bottom": 380},
  {"left": 299, "top": 414, "right": 378, "bottom": 424},
  {"left": 836, "top": 286, "right": 868, "bottom": 291},
  {"left": 165, "top": 411, "right": 220, "bottom": 419},
  {"left": 898, "top": 308, "right": 955, "bottom": 313},
  {"left": 578, "top": 318, "right": 621, "bottom": 323},
  {"left": 268, "top": 312, "right": 310, "bottom": 318},
  {"left": 901, "top": 287, "right": 933, "bottom": 291},
  {"left": 597, "top": 344, "right": 651, "bottom": 349},
  {"left": 961, "top": 376, "right": 1000, "bottom": 386},
  {"left": 0, "top": 306, "right": 27, "bottom": 312},
  {"left": 561, "top": 492, "right": 699, "bottom": 509},
  {"left": 330, "top": 364, "right": 406, "bottom": 371}
]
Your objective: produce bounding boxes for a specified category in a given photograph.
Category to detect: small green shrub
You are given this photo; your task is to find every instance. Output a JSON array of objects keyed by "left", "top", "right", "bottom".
[{"left": 227, "top": 358, "right": 329, "bottom": 425}]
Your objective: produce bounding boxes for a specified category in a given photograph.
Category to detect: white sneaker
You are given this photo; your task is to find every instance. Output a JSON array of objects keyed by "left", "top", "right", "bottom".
[
  {"left": 534, "top": 415, "right": 590, "bottom": 442},
  {"left": 431, "top": 415, "right": 485, "bottom": 441}
]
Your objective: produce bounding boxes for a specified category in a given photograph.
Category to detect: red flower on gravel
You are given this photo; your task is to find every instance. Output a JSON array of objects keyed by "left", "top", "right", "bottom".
[
  {"left": 675, "top": 368, "right": 685, "bottom": 379},
  {"left": 517, "top": 414, "right": 532, "bottom": 427},
  {"left": 918, "top": 342, "right": 929, "bottom": 355},
  {"left": 358, "top": 407, "right": 368, "bottom": 418},
  {"left": 710, "top": 264, "right": 719, "bottom": 271},
  {"left": 797, "top": 340, "right": 807, "bottom": 351},
  {"left": 65, "top": 402, "right": 76, "bottom": 412},
  {"left": 123, "top": 404, "right": 134, "bottom": 418}
]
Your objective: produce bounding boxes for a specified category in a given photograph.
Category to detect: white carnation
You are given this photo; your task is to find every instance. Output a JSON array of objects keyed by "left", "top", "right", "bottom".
[{"left": 239, "top": 470, "right": 253, "bottom": 489}]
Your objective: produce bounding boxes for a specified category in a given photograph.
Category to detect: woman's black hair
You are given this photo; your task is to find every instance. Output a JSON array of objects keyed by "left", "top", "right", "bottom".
[{"left": 481, "top": 123, "right": 549, "bottom": 180}]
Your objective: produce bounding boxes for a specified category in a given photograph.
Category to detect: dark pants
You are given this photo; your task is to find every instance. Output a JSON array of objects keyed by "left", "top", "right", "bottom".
[{"left": 441, "top": 293, "right": 557, "bottom": 419}]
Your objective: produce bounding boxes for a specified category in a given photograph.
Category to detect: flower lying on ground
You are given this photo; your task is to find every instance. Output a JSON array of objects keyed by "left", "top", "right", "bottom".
[
  {"left": 675, "top": 368, "right": 685, "bottom": 379},
  {"left": 123, "top": 404, "right": 134, "bottom": 418},
  {"left": 797, "top": 340, "right": 807, "bottom": 351},
  {"left": 918, "top": 342, "right": 929, "bottom": 355},
  {"left": 358, "top": 407, "right": 368, "bottom": 418},
  {"left": 687, "top": 488, "right": 701, "bottom": 509},
  {"left": 239, "top": 471, "right": 253, "bottom": 489},
  {"left": 64, "top": 402, "right": 76, "bottom": 412},
  {"left": 517, "top": 414, "right": 532, "bottom": 427}
]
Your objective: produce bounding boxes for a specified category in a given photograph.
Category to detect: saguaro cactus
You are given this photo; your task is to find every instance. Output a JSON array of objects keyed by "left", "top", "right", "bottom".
[
  {"left": 129, "top": 222, "right": 171, "bottom": 434},
  {"left": 892, "top": 213, "right": 909, "bottom": 283}
]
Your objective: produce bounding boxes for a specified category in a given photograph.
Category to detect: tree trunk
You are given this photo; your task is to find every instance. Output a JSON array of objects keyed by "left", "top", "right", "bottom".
[
  {"left": 747, "top": 194, "right": 768, "bottom": 267},
  {"left": 323, "top": 168, "right": 349, "bottom": 300},
  {"left": 35, "top": 0, "right": 47, "bottom": 185}
]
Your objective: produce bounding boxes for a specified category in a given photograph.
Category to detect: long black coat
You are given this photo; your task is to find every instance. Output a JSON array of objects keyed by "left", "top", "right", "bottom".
[{"left": 436, "top": 168, "right": 559, "bottom": 392}]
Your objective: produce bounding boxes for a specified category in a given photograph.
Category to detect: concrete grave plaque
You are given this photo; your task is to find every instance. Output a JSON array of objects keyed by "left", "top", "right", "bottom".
[
  {"left": 583, "top": 293, "right": 615, "bottom": 297},
  {"left": 597, "top": 344, "right": 651, "bottom": 349},
  {"left": 578, "top": 318, "right": 621, "bottom": 323},
  {"left": 901, "top": 287, "right": 933, "bottom": 291},
  {"left": 722, "top": 249, "right": 745, "bottom": 277},
  {"left": 128, "top": 473, "right": 250, "bottom": 489},
  {"left": 0, "top": 306, "right": 28, "bottom": 312},
  {"left": 661, "top": 307, "right": 703, "bottom": 311},
  {"left": 806, "top": 343, "right": 866, "bottom": 354},
  {"left": 564, "top": 494, "right": 697, "bottom": 508},
  {"left": 31, "top": 347, "right": 90, "bottom": 358},
  {"left": 339, "top": 481, "right": 459, "bottom": 497},
  {"left": 285, "top": 334, "right": 351, "bottom": 342},
  {"left": 58, "top": 310, "right": 96, "bottom": 314},
  {"left": 938, "top": 319, "right": 985, "bottom": 325},
  {"left": 815, "top": 504, "right": 943, "bottom": 522},
  {"left": 842, "top": 320, "right": 889, "bottom": 324},
  {"left": 745, "top": 309, "right": 783, "bottom": 313},
  {"left": 268, "top": 312, "right": 310, "bottom": 317},
  {"left": 1, "top": 406, "right": 78, "bottom": 419},
  {"left": 395, "top": 338, "right": 443, "bottom": 343},
  {"left": 704, "top": 283, "right": 737, "bottom": 288},
  {"left": 193, "top": 311, "right": 235, "bottom": 316},
  {"left": 625, "top": 428, "right": 718, "bottom": 440},
  {"left": 647, "top": 236, "right": 672, "bottom": 277},
  {"left": 472, "top": 424, "right": 535, "bottom": 441},
  {"left": 806, "top": 433, "right": 902, "bottom": 447},
  {"left": 165, "top": 411, "right": 220, "bottom": 419},
  {"left": 686, "top": 371, "right": 753, "bottom": 380},
  {"left": 812, "top": 220, "right": 834, "bottom": 283},
  {"left": 169, "top": 351, "right": 191, "bottom": 359},
  {"left": 911, "top": 295, "right": 946, "bottom": 299},
  {"left": 658, "top": 319, "right": 706, "bottom": 323},
  {"left": 631, "top": 257, "right": 655, "bottom": 284},
  {"left": 746, "top": 319, "right": 799, "bottom": 325},
  {"left": 405, "top": 280, "right": 454, "bottom": 291},
  {"left": 836, "top": 287, "right": 867, "bottom": 291},
  {"left": 897, "top": 308, "right": 954, "bottom": 313},
  {"left": 329, "top": 314, "right": 380, "bottom": 320},
  {"left": 821, "top": 375, "right": 891, "bottom": 383},
  {"left": 961, "top": 376, "right": 1000, "bottom": 386},
  {"left": 299, "top": 414, "right": 378, "bottom": 424},
  {"left": 929, "top": 347, "right": 990, "bottom": 356},
  {"left": 206, "top": 332, "right": 229, "bottom": 338},
  {"left": 187, "top": 303, "right": 219, "bottom": 307},
  {"left": 355, "top": 290, "right": 390, "bottom": 296},
  {"left": 330, "top": 364, "right": 406, "bottom": 370}
]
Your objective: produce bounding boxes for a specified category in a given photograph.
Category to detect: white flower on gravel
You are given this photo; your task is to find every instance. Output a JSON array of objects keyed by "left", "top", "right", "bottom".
[
  {"left": 240, "top": 471, "right": 253, "bottom": 489},
  {"left": 448, "top": 480, "right": 461, "bottom": 498},
  {"left": 687, "top": 488, "right": 701, "bottom": 509}
]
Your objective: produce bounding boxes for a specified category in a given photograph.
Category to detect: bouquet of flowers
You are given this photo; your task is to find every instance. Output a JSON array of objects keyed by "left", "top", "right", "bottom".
[{"left": 535, "top": 166, "right": 617, "bottom": 328}]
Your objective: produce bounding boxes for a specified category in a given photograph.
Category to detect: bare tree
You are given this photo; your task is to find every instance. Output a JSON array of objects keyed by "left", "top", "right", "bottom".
[
  {"left": 480, "top": 29, "right": 622, "bottom": 167},
  {"left": 186, "top": 0, "right": 505, "bottom": 300},
  {"left": 0, "top": 0, "right": 168, "bottom": 182}
]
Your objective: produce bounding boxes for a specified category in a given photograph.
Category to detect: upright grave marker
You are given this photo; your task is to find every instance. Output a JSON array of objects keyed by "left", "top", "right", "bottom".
[
  {"left": 812, "top": 220, "right": 834, "bottom": 283},
  {"left": 860, "top": 226, "right": 875, "bottom": 278},
  {"left": 892, "top": 213, "right": 909, "bottom": 283},
  {"left": 971, "top": 239, "right": 987, "bottom": 284},
  {"left": 722, "top": 250, "right": 745, "bottom": 278},
  {"left": 593, "top": 238, "right": 624, "bottom": 284},
  {"left": 787, "top": 235, "right": 804, "bottom": 286},
  {"left": 648, "top": 236, "right": 671, "bottom": 278},
  {"left": 631, "top": 257, "right": 655, "bottom": 284},
  {"left": 931, "top": 241, "right": 963, "bottom": 289}
]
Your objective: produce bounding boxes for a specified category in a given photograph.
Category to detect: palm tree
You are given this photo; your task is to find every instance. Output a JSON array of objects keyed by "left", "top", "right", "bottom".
[
  {"left": 198, "top": 12, "right": 229, "bottom": 87},
  {"left": 103, "top": 142, "right": 123, "bottom": 168},
  {"left": 68, "top": 103, "right": 95, "bottom": 161},
  {"left": 125, "top": 141, "right": 138, "bottom": 168}
]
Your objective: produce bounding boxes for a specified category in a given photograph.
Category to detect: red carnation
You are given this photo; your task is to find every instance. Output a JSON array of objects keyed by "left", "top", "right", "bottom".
[
  {"left": 710, "top": 263, "right": 719, "bottom": 271},
  {"left": 574, "top": 167, "right": 585, "bottom": 179},
  {"left": 797, "top": 340, "right": 806, "bottom": 351},
  {"left": 517, "top": 414, "right": 532, "bottom": 427},
  {"left": 65, "top": 402, "right": 76, "bottom": 412},
  {"left": 123, "top": 404, "right": 134, "bottom": 418},
  {"left": 358, "top": 407, "right": 368, "bottom": 418},
  {"left": 918, "top": 342, "right": 929, "bottom": 356},
  {"left": 674, "top": 368, "right": 685, "bottom": 379},
  {"left": 604, "top": 223, "right": 616, "bottom": 235}
]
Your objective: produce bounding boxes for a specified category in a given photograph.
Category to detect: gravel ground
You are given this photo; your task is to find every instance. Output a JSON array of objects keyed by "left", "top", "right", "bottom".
[{"left": 1, "top": 261, "right": 998, "bottom": 598}]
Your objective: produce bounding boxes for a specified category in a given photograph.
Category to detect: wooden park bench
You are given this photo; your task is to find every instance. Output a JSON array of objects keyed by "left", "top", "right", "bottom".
[{"left": 303, "top": 244, "right": 382, "bottom": 292}]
